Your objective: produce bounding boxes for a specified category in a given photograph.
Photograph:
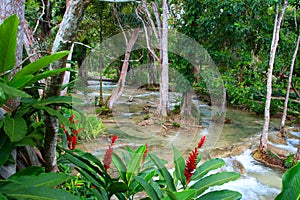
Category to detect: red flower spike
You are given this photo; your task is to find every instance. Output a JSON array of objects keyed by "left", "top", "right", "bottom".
[
  {"left": 103, "top": 145, "right": 113, "bottom": 172},
  {"left": 142, "top": 144, "right": 149, "bottom": 164},
  {"left": 69, "top": 114, "right": 75, "bottom": 123},
  {"left": 184, "top": 147, "right": 198, "bottom": 184},
  {"left": 198, "top": 136, "right": 206, "bottom": 148},
  {"left": 111, "top": 135, "right": 118, "bottom": 144}
]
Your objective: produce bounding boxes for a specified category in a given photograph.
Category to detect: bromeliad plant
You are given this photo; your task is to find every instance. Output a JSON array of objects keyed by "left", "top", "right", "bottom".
[
  {"left": 61, "top": 135, "right": 242, "bottom": 200},
  {"left": 141, "top": 136, "right": 242, "bottom": 200}
]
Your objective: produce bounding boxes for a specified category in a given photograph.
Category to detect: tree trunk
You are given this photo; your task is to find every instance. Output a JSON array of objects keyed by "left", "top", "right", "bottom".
[
  {"left": 260, "top": 1, "right": 288, "bottom": 152},
  {"left": 279, "top": 30, "right": 300, "bottom": 137},
  {"left": 107, "top": 28, "right": 140, "bottom": 110},
  {"left": 157, "top": 0, "right": 169, "bottom": 117},
  {"left": 44, "top": 0, "right": 91, "bottom": 172},
  {"left": 180, "top": 89, "right": 193, "bottom": 118}
]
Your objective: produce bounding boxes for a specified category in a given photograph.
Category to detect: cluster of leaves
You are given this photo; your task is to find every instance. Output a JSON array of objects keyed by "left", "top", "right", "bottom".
[
  {"left": 0, "top": 15, "right": 77, "bottom": 168},
  {"left": 179, "top": 0, "right": 300, "bottom": 114},
  {"left": 61, "top": 136, "right": 242, "bottom": 199}
]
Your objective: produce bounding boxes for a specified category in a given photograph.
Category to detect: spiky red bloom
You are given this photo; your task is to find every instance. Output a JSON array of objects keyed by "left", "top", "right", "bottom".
[
  {"left": 184, "top": 147, "right": 198, "bottom": 184},
  {"left": 69, "top": 114, "right": 75, "bottom": 123},
  {"left": 198, "top": 136, "right": 206, "bottom": 148},
  {"left": 111, "top": 135, "right": 118, "bottom": 144},
  {"left": 142, "top": 144, "right": 149, "bottom": 164},
  {"left": 103, "top": 146, "right": 113, "bottom": 172},
  {"left": 103, "top": 135, "right": 118, "bottom": 172}
]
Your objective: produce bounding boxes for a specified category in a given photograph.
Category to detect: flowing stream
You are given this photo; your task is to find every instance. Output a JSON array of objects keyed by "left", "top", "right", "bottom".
[{"left": 75, "top": 80, "right": 300, "bottom": 200}]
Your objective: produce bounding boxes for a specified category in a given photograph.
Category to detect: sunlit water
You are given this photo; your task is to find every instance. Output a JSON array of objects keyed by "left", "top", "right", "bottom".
[{"left": 76, "top": 80, "right": 300, "bottom": 200}]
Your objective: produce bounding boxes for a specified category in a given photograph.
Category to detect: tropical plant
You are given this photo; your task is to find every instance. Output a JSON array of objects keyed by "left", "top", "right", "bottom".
[
  {"left": 140, "top": 136, "right": 242, "bottom": 200},
  {"left": 62, "top": 135, "right": 242, "bottom": 200},
  {"left": 0, "top": 14, "right": 75, "bottom": 170},
  {"left": 275, "top": 162, "right": 300, "bottom": 200},
  {"left": 0, "top": 166, "right": 79, "bottom": 199}
]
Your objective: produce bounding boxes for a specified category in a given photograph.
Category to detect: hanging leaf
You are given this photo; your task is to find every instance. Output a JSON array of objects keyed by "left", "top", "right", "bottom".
[
  {"left": 190, "top": 172, "right": 240, "bottom": 196},
  {"left": 197, "top": 189, "right": 242, "bottom": 200},
  {"left": 8, "top": 75, "right": 34, "bottom": 89},
  {"left": 0, "top": 82, "right": 31, "bottom": 99},
  {"left": 0, "top": 15, "right": 18, "bottom": 74},
  {"left": 149, "top": 153, "right": 176, "bottom": 192},
  {"left": 275, "top": 162, "right": 300, "bottom": 200},
  {"left": 112, "top": 153, "right": 127, "bottom": 182},
  {"left": 191, "top": 158, "right": 225, "bottom": 181},
  {"left": 0, "top": 133, "right": 14, "bottom": 167},
  {"left": 12, "top": 51, "right": 69, "bottom": 81},
  {"left": 163, "top": 189, "right": 197, "bottom": 200},
  {"left": 3, "top": 116, "right": 27, "bottom": 142},
  {"left": 172, "top": 145, "right": 186, "bottom": 187},
  {"left": 133, "top": 176, "right": 160, "bottom": 200},
  {"left": 126, "top": 145, "right": 146, "bottom": 182}
]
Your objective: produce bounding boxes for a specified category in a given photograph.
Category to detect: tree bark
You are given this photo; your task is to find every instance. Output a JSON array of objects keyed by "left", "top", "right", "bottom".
[
  {"left": 279, "top": 29, "right": 300, "bottom": 136},
  {"left": 180, "top": 89, "right": 193, "bottom": 118},
  {"left": 157, "top": 0, "right": 169, "bottom": 117},
  {"left": 44, "top": 0, "right": 91, "bottom": 172},
  {"left": 260, "top": 1, "right": 288, "bottom": 152},
  {"left": 107, "top": 28, "right": 140, "bottom": 110}
]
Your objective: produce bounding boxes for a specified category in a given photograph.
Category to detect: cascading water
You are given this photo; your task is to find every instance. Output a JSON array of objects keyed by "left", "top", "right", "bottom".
[{"left": 77, "top": 80, "right": 300, "bottom": 200}]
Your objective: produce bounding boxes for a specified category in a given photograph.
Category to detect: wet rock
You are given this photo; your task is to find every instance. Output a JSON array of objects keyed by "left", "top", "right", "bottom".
[
  {"left": 232, "top": 159, "right": 246, "bottom": 175},
  {"left": 208, "top": 143, "right": 252, "bottom": 159}
]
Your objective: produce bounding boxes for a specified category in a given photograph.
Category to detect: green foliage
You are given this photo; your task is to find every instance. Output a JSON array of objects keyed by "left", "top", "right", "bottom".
[
  {"left": 275, "top": 162, "right": 300, "bottom": 200},
  {"left": 0, "top": 15, "right": 73, "bottom": 168},
  {"left": 144, "top": 146, "right": 241, "bottom": 199},
  {"left": 0, "top": 166, "right": 79, "bottom": 200},
  {"left": 172, "top": 121, "right": 181, "bottom": 128},
  {"left": 283, "top": 154, "right": 297, "bottom": 169}
]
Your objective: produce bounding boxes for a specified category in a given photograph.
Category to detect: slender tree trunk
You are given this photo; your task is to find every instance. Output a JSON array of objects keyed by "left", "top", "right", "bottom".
[
  {"left": 99, "top": 58, "right": 104, "bottom": 106},
  {"left": 157, "top": 0, "right": 169, "bottom": 117},
  {"left": 44, "top": 0, "right": 91, "bottom": 172},
  {"left": 279, "top": 30, "right": 300, "bottom": 136},
  {"left": 260, "top": 1, "right": 288, "bottom": 152},
  {"left": 107, "top": 28, "right": 140, "bottom": 110},
  {"left": 180, "top": 89, "right": 193, "bottom": 118}
]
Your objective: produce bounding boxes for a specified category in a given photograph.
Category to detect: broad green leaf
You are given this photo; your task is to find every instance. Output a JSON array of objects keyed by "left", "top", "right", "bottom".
[
  {"left": 108, "top": 182, "right": 130, "bottom": 194},
  {"left": 0, "top": 82, "right": 31, "bottom": 98},
  {"left": 0, "top": 193, "right": 8, "bottom": 200},
  {"left": 190, "top": 172, "right": 240, "bottom": 195},
  {"left": 32, "top": 96, "right": 81, "bottom": 106},
  {"left": 133, "top": 176, "right": 160, "bottom": 200},
  {"left": 90, "top": 188, "right": 107, "bottom": 200},
  {"left": 163, "top": 189, "right": 197, "bottom": 200},
  {"left": 275, "top": 162, "right": 300, "bottom": 200},
  {"left": 3, "top": 186, "right": 79, "bottom": 200},
  {"left": 8, "top": 166, "right": 44, "bottom": 178},
  {"left": 192, "top": 158, "right": 225, "bottom": 180},
  {"left": 28, "top": 68, "right": 69, "bottom": 86},
  {"left": 0, "top": 15, "right": 18, "bottom": 74},
  {"left": 33, "top": 105, "right": 73, "bottom": 127},
  {"left": 81, "top": 151, "right": 106, "bottom": 173},
  {"left": 149, "top": 153, "right": 176, "bottom": 192},
  {"left": 8, "top": 172, "right": 69, "bottom": 188},
  {"left": 197, "top": 190, "right": 242, "bottom": 200},
  {"left": 8, "top": 75, "right": 34, "bottom": 89},
  {"left": 4, "top": 116, "right": 27, "bottom": 142},
  {"left": 126, "top": 145, "right": 146, "bottom": 182},
  {"left": 12, "top": 51, "right": 69, "bottom": 80},
  {"left": 112, "top": 153, "right": 127, "bottom": 182},
  {"left": 0, "top": 133, "right": 14, "bottom": 167},
  {"left": 172, "top": 145, "right": 186, "bottom": 186}
]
